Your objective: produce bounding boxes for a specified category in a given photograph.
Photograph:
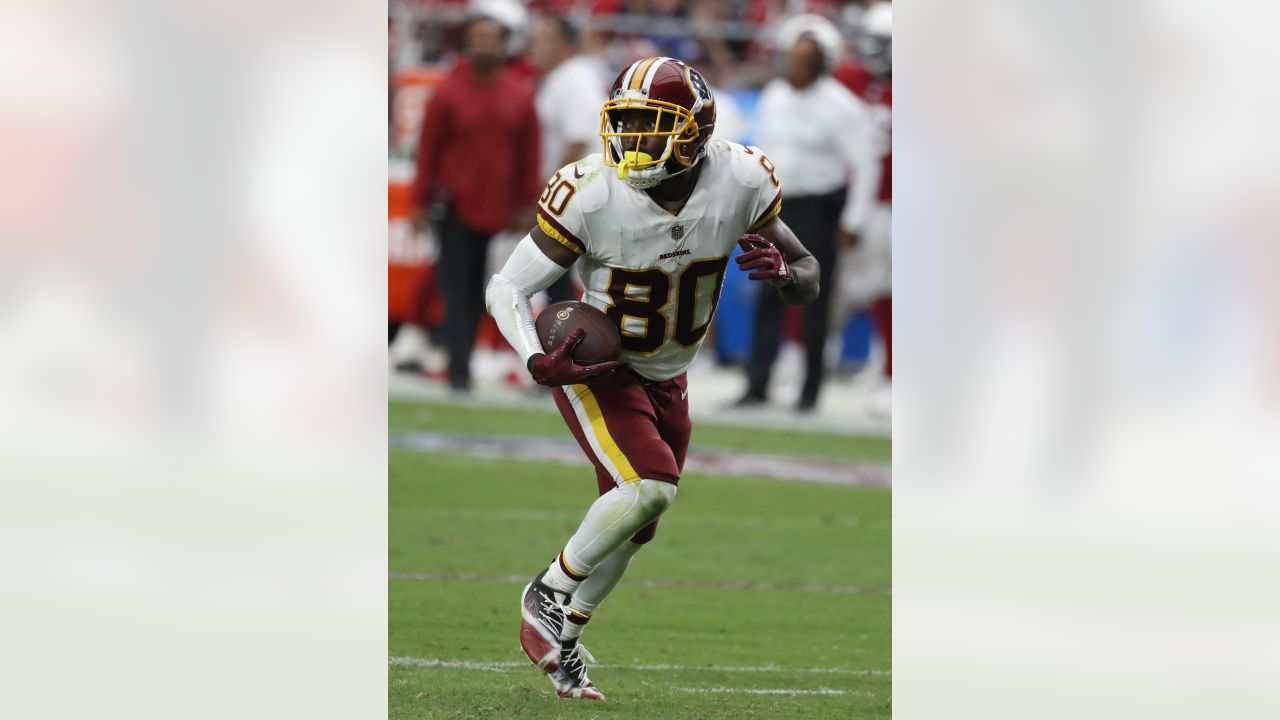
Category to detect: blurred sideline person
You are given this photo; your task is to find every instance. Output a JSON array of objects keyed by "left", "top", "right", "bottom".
[
  {"left": 528, "top": 15, "right": 607, "bottom": 304},
  {"left": 413, "top": 14, "right": 541, "bottom": 391},
  {"left": 485, "top": 57, "right": 819, "bottom": 699},
  {"left": 529, "top": 16, "right": 607, "bottom": 191},
  {"left": 736, "top": 14, "right": 881, "bottom": 412},
  {"left": 838, "top": 1, "right": 893, "bottom": 411}
]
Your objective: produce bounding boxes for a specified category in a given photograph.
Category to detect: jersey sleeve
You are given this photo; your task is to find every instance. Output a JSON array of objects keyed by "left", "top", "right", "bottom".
[
  {"left": 535, "top": 161, "right": 594, "bottom": 256},
  {"left": 733, "top": 144, "right": 784, "bottom": 233},
  {"left": 748, "top": 181, "right": 783, "bottom": 232}
]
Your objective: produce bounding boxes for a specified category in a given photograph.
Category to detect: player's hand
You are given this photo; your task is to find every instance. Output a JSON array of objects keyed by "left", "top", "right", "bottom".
[
  {"left": 527, "top": 328, "right": 622, "bottom": 386},
  {"left": 736, "top": 234, "right": 794, "bottom": 287}
]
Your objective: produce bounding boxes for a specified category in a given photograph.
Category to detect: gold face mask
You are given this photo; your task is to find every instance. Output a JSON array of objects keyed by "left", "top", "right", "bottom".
[{"left": 599, "top": 98, "right": 700, "bottom": 180}]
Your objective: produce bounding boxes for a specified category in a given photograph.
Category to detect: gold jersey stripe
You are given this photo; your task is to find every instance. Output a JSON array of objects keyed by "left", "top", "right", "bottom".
[{"left": 536, "top": 213, "right": 585, "bottom": 255}]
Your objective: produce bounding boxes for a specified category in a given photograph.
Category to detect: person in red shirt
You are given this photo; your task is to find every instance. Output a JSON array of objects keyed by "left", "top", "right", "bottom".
[{"left": 414, "top": 14, "right": 541, "bottom": 392}]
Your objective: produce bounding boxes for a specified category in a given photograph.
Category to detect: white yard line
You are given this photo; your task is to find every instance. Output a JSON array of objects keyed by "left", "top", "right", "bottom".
[
  {"left": 676, "top": 687, "right": 871, "bottom": 696},
  {"left": 390, "top": 657, "right": 523, "bottom": 673},
  {"left": 388, "top": 656, "right": 890, "bottom": 677},
  {"left": 389, "top": 571, "right": 890, "bottom": 596}
]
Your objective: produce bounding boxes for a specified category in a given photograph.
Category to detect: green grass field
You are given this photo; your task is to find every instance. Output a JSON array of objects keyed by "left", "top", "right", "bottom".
[{"left": 389, "top": 398, "right": 891, "bottom": 719}]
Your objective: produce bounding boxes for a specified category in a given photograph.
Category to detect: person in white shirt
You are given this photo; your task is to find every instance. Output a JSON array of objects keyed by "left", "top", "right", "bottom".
[
  {"left": 736, "top": 14, "right": 883, "bottom": 412},
  {"left": 528, "top": 16, "right": 608, "bottom": 303},
  {"left": 529, "top": 15, "right": 607, "bottom": 182}
]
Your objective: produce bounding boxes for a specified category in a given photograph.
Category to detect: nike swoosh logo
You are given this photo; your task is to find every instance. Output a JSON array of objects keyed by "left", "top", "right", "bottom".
[
  {"left": 573, "top": 167, "right": 585, "bottom": 179},
  {"left": 680, "top": 388, "right": 688, "bottom": 400}
]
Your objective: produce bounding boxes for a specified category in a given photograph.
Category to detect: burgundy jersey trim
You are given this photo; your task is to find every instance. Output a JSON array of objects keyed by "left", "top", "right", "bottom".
[
  {"left": 537, "top": 207, "right": 587, "bottom": 254},
  {"left": 750, "top": 190, "right": 784, "bottom": 231}
]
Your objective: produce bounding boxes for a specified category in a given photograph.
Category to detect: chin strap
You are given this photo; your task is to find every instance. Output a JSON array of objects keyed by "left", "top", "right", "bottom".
[
  {"left": 621, "top": 156, "right": 700, "bottom": 190},
  {"left": 661, "top": 161, "right": 696, "bottom": 181}
]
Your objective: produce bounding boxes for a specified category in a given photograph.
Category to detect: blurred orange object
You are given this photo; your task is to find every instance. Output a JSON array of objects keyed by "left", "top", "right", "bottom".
[
  {"left": 389, "top": 66, "right": 448, "bottom": 327},
  {"left": 391, "top": 66, "right": 447, "bottom": 157},
  {"left": 388, "top": 177, "right": 439, "bottom": 326}
]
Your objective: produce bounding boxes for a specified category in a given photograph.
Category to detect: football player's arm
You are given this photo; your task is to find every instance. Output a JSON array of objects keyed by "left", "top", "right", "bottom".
[
  {"left": 741, "top": 216, "right": 820, "bottom": 306},
  {"left": 484, "top": 228, "right": 575, "bottom": 363},
  {"left": 486, "top": 227, "right": 618, "bottom": 384}
]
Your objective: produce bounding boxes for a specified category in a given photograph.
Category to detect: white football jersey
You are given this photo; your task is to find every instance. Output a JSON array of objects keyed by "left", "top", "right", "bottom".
[{"left": 535, "top": 139, "right": 783, "bottom": 381}]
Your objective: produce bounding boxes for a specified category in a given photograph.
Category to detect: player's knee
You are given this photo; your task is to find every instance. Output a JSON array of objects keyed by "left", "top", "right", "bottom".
[{"left": 634, "top": 478, "right": 677, "bottom": 515}]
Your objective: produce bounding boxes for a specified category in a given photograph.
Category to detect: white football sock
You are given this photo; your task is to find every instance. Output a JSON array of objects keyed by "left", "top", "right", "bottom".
[
  {"left": 560, "top": 606, "right": 592, "bottom": 642},
  {"left": 569, "top": 539, "right": 644, "bottom": 617},
  {"left": 541, "top": 479, "right": 676, "bottom": 595}
]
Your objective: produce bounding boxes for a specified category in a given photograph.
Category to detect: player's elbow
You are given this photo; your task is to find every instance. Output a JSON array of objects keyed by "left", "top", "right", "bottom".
[
  {"left": 484, "top": 274, "right": 510, "bottom": 318},
  {"left": 801, "top": 275, "right": 821, "bottom": 305},
  {"left": 803, "top": 258, "right": 822, "bottom": 303}
]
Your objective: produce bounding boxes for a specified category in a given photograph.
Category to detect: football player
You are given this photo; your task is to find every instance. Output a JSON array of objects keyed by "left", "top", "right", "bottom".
[{"left": 485, "top": 56, "right": 820, "bottom": 700}]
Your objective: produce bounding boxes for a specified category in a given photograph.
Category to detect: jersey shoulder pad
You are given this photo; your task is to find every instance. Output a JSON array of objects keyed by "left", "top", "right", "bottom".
[
  {"left": 566, "top": 154, "right": 612, "bottom": 214},
  {"left": 536, "top": 154, "right": 611, "bottom": 255},
  {"left": 715, "top": 140, "right": 779, "bottom": 192},
  {"left": 540, "top": 155, "right": 611, "bottom": 214}
]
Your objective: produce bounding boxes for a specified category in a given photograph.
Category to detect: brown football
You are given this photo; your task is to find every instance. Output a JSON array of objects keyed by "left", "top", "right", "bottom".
[{"left": 535, "top": 301, "right": 622, "bottom": 364}]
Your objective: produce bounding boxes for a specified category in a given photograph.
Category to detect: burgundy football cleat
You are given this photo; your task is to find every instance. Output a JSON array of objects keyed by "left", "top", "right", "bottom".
[
  {"left": 548, "top": 640, "right": 605, "bottom": 700},
  {"left": 519, "top": 571, "right": 568, "bottom": 672}
]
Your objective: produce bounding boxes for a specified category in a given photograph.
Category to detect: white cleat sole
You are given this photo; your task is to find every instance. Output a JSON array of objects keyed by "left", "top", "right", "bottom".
[{"left": 549, "top": 672, "right": 605, "bottom": 700}]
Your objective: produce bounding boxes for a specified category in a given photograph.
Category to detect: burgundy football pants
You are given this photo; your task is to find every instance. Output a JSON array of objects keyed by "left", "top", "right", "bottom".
[{"left": 552, "top": 368, "right": 691, "bottom": 544}]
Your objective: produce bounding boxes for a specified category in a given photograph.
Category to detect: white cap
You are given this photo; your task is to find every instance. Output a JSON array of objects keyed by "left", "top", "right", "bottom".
[
  {"left": 862, "top": 2, "right": 892, "bottom": 39},
  {"left": 468, "top": 0, "right": 528, "bottom": 55},
  {"left": 774, "top": 13, "right": 844, "bottom": 69}
]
